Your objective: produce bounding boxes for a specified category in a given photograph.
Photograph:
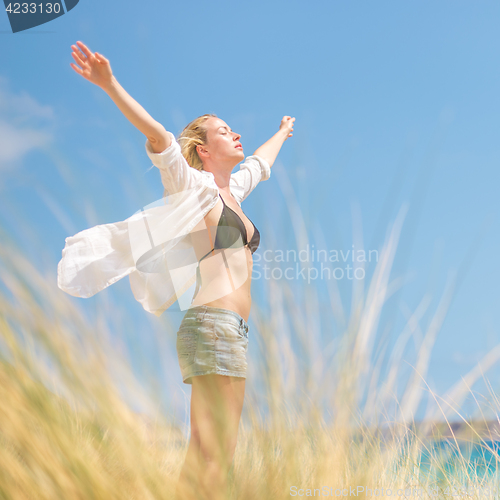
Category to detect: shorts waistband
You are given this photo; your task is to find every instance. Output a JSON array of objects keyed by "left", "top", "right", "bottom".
[{"left": 185, "top": 305, "right": 249, "bottom": 330}]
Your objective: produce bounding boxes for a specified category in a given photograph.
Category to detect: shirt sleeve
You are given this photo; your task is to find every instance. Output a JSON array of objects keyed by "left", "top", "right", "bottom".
[
  {"left": 229, "top": 155, "right": 271, "bottom": 204},
  {"left": 145, "top": 131, "right": 205, "bottom": 195}
]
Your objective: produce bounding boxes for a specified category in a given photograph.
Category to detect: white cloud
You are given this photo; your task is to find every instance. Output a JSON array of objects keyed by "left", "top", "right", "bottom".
[{"left": 0, "top": 76, "right": 54, "bottom": 170}]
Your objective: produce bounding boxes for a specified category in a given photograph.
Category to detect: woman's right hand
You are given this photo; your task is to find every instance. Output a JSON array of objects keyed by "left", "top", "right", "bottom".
[
  {"left": 70, "top": 41, "right": 113, "bottom": 89},
  {"left": 70, "top": 41, "right": 170, "bottom": 151}
]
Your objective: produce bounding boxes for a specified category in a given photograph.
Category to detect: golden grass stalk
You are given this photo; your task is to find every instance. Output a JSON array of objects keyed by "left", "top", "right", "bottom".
[{"left": 0, "top": 197, "right": 499, "bottom": 499}]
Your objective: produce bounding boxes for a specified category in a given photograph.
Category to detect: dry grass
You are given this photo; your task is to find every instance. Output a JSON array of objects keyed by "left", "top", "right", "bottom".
[{"left": 0, "top": 201, "right": 499, "bottom": 499}]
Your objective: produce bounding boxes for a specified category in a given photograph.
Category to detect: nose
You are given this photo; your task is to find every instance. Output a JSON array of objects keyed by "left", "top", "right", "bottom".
[{"left": 233, "top": 132, "right": 241, "bottom": 141}]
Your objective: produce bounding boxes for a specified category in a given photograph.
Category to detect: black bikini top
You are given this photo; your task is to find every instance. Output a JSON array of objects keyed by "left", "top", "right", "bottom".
[{"left": 198, "top": 193, "right": 260, "bottom": 264}]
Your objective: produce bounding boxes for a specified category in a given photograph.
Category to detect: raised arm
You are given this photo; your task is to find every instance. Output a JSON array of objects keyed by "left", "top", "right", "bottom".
[
  {"left": 253, "top": 116, "right": 295, "bottom": 168},
  {"left": 70, "top": 41, "right": 170, "bottom": 153},
  {"left": 229, "top": 116, "right": 295, "bottom": 203}
]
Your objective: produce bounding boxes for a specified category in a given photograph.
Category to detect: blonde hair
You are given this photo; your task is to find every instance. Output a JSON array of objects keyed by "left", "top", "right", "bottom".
[{"left": 177, "top": 114, "right": 217, "bottom": 171}]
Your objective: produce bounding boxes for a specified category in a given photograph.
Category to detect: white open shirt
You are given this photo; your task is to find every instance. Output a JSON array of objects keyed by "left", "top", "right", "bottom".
[{"left": 57, "top": 131, "right": 271, "bottom": 316}]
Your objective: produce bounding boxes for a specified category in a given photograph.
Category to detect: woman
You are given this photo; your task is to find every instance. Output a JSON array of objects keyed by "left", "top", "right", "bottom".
[{"left": 65, "top": 41, "right": 294, "bottom": 500}]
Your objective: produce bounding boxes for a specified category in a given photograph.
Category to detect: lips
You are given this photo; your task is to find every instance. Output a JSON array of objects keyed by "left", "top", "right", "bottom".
[{"left": 235, "top": 143, "right": 243, "bottom": 149}]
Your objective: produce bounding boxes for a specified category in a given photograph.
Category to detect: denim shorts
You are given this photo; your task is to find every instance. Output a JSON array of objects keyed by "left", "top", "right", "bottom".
[{"left": 176, "top": 305, "right": 250, "bottom": 385}]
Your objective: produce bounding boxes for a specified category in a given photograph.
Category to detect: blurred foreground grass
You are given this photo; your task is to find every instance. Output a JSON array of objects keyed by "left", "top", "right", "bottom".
[{"left": 0, "top": 206, "right": 499, "bottom": 500}]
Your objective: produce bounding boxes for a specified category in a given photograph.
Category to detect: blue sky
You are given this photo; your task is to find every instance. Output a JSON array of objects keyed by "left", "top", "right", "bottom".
[{"left": 1, "top": 0, "right": 499, "bottom": 422}]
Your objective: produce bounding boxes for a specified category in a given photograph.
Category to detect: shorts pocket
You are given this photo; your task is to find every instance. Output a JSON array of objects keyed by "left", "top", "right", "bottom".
[
  {"left": 235, "top": 327, "right": 246, "bottom": 339},
  {"left": 179, "top": 317, "right": 201, "bottom": 330},
  {"left": 176, "top": 330, "right": 198, "bottom": 369},
  {"left": 214, "top": 320, "right": 246, "bottom": 341}
]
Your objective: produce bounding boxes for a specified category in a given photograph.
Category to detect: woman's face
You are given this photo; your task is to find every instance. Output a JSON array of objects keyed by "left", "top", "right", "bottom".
[{"left": 199, "top": 117, "right": 244, "bottom": 166}]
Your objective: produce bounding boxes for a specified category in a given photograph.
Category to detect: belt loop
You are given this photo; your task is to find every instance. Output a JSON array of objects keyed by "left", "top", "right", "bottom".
[{"left": 194, "top": 305, "right": 205, "bottom": 321}]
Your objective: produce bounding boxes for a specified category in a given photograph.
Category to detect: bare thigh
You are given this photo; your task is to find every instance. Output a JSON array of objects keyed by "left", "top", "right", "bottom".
[{"left": 191, "top": 374, "right": 246, "bottom": 467}]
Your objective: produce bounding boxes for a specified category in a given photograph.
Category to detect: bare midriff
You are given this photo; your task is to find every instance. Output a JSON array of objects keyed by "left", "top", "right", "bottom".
[{"left": 190, "top": 195, "right": 254, "bottom": 324}]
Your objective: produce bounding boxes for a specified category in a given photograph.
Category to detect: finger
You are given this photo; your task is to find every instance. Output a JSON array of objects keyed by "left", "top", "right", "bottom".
[
  {"left": 76, "top": 41, "right": 93, "bottom": 59},
  {"left": 71, "top": 45, "right": 87, "bottom": 63},
  {"left": 71, "top": 48, "right": 88, "bottom": 65},
  {"left": 72, "top": 45, "right": 88, "bottom": 62},
  {"left": 71, "top": 49, "right": 86, "bottom": 66},
  {"left": 95, "top": 52, "right": 108, "bottom": 64},
  {"left": 71, "top": 51, "right": 86, "bottom": 69},
  {"left": 70, "top": 63, "right": 83, "bottom": 75}
]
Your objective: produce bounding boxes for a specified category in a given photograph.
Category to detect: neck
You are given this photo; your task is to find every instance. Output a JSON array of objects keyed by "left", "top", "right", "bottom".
[{"left": 203, "top": 159, "right": 238, "bottom": 191}]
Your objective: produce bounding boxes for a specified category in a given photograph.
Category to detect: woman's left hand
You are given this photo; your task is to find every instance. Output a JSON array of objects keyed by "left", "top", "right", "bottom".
[
  {"left": 279, "top": 116, "right": 295, "bottom": 139},
  {"left": 253, "top": 116, "right": 296, "bottom": 166}
]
